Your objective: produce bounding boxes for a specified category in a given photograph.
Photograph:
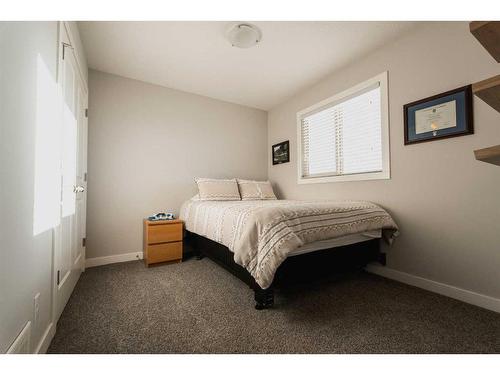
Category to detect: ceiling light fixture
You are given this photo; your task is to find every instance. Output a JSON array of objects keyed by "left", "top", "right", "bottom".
[{"left": 226, "top": 23, "right": 262, "bottom": 49}]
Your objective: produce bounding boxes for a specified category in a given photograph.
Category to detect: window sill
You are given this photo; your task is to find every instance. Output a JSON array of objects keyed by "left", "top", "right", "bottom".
[{"left": 297, "top": 170, "right": 390, "bottom": 184}]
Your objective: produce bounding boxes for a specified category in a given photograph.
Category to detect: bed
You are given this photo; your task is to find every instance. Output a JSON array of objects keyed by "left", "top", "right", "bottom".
[{"left": 180, "top": 199, "right": 398, "bottom": 309}]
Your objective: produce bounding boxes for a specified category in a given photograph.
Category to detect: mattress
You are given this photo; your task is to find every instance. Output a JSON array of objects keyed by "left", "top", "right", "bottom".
[{"left": 288, "top": 229, "right": 381, "bottom": 256}]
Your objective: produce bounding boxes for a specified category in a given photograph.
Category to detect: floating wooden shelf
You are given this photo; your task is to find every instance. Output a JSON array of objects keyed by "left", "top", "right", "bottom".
[
  {"left": 470, "top": 21, "right": 500, "bottom": 62},
  {"left": 470, "top": 22, "right": 500, "bottom": 167},
  {"left": 472, "top": 74, "right": 500, "bottom": 113},
  {"left": 474, "top": 145, "right": 500, "bottom": 166}
]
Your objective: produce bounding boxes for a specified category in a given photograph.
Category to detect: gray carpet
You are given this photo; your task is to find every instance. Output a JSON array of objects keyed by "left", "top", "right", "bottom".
[{"left": 48, "top": 258, "right": 500, "bottom": 353}]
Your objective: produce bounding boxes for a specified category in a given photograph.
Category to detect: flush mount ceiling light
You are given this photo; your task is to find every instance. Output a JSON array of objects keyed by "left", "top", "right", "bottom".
[{"left": 226, "top": 23, "right": 262, "bottom": 48}]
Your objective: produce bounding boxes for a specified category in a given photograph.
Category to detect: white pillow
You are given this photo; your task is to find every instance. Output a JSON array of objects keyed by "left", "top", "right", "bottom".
[
  {"left": 195, "top": 178, "right": 241, "bottom": 201},
  {"left": 237, "top": 179, "right": 277, "bottom": 200}
]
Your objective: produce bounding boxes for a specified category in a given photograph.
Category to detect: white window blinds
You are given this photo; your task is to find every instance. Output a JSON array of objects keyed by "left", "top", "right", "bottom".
[{"left": 300, "top": 83, "right": 382, "bottom": 179}]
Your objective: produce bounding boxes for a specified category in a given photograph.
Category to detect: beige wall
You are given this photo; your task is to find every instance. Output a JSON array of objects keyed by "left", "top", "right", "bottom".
[
  {"left": 86, "top": 70, "right": 268, "bottom": 259},
  {"left": 268, "top": 22, "right": 500, "bottom": 299},
  {"left": 0, "top": 22, "right": 59, "bottom": 353}
]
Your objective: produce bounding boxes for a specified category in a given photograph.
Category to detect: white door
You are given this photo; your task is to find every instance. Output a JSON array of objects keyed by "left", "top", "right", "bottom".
[{"left": 54, "top": 37, "right": 87, "bottom": 321}]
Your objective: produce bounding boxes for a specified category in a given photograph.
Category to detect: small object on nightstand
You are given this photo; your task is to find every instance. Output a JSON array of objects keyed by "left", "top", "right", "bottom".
[
  {"left": 143, "top": 219, "right": 183, "bottom": 267},
  {"left": 147, "top": 212, "right": 175, "bottom": 221}
]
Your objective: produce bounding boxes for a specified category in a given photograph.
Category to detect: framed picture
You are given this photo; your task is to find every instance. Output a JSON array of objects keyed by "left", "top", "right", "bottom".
[
  {"left": 272, "top": 140, "right": 290, "bottom": 165},
  {"left": 404, "top": 85, "right": 473, "bottom": 145}
]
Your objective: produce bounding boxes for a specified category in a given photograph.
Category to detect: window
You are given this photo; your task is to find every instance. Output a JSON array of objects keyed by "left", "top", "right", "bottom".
[{"left": 297, "top": 72, "right": 390, "bottom": 183}]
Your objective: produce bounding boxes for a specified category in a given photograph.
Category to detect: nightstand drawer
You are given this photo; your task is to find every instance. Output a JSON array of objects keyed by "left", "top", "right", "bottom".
[
  {"left": 148, "top": 223, "right": 182, "bottom": 244},
  {"left": 147, "top": 242, "right": 182, "bottom": 264}
]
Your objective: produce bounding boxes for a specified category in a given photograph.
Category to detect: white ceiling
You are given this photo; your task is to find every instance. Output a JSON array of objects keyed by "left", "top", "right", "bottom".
[{"left": 78, "top": 21, "right": 420, "bottom": 110}]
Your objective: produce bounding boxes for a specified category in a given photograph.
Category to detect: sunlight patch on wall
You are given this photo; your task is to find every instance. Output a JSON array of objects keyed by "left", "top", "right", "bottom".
[{"left": 33, "top": 54, "right": 61, "bottom": 236}]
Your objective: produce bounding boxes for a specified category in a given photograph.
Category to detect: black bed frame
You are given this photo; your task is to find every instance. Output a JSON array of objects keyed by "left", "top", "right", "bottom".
[{"left": 185, "top": 230, "right": 386, "bottom": 310}]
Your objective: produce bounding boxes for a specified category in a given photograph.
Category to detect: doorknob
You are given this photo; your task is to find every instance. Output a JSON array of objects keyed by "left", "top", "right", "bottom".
[{"left": 73, "top": 185, "right": 85, "bottom": 193}]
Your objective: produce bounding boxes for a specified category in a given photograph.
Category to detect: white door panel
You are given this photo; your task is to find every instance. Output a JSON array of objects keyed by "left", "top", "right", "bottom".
[{"left": 76, "top": 83, "right": 88, "bottom": 270}]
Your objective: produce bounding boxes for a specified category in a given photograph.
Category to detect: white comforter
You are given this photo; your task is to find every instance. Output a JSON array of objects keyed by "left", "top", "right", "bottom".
[{"left": 180, "top": 199, "right": 399, "bottom": 289}]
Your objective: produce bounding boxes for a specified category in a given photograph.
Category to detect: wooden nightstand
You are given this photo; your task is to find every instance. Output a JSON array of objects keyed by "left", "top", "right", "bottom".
[{"left": 143, "top": 219, "right": 183, "bottom": 267}]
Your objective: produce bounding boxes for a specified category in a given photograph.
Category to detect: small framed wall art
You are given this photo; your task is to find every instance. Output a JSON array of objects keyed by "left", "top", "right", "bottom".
[
  {"left": 403, "top": 85, "right": 473, "bottom": 145},
  {"left": 272, "top": 140, "right": 290, "bottom": 165}
]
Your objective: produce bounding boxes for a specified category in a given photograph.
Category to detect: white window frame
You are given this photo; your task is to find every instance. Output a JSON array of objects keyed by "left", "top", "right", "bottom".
[{"left": 296, "top": 71, "right": 390, "bottom": 184}]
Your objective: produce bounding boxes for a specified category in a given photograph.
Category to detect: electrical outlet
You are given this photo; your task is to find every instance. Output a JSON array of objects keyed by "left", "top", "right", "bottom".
[{"left": 33, "top": 292, "right": 40, "bottom": 328}]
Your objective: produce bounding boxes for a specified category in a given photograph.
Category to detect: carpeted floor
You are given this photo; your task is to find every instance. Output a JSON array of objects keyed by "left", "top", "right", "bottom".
[{"left": 47, "top": 258, "right": 500, "bottom": 353}]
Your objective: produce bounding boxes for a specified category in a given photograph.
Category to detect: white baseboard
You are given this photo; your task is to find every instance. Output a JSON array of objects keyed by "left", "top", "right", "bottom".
[
  {"left": 35, "top": 322, "right": 55, "bottom": 354},
  {"left": 85, "top": 252, "right": 143, "bottom": 268},
  {"left": 365, "top": 264, "right": 500, "bottom": 313}
]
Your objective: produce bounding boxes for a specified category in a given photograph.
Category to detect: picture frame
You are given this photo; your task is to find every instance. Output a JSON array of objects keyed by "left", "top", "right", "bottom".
[
  {"left": 403, "top": 85, "right": 473, "bottom": 145},
  {"left": 272, "top": 140, "right": 290, "bottom": 165}
]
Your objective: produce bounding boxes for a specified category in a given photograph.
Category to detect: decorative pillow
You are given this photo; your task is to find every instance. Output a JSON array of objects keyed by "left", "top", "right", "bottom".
[
  {"left": 195, "top": 178, "right": 241, "bottom": 201},
  {"left": 237, "top": 179, "right": 277, "bottom": 200}
]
